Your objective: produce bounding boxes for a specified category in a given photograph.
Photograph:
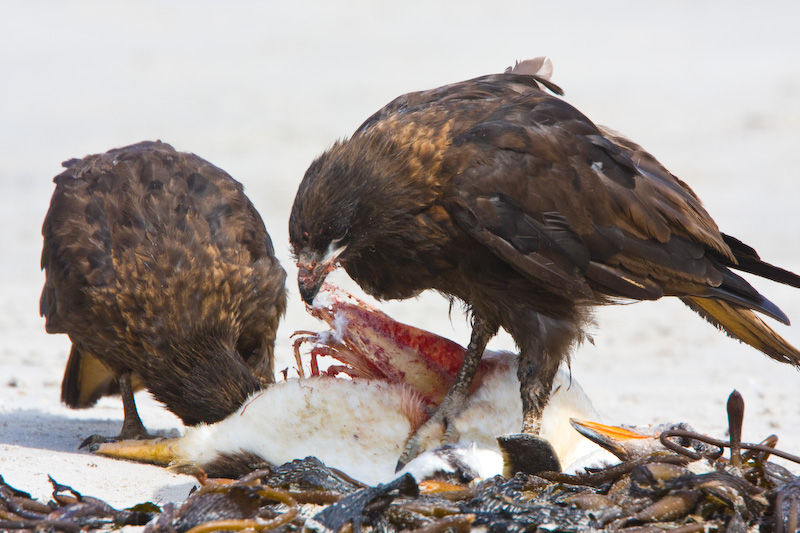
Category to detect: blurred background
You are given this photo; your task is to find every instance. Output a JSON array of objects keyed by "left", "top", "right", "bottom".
[{"left": 1, "top": 0, "right": 798, "bottom": 459}]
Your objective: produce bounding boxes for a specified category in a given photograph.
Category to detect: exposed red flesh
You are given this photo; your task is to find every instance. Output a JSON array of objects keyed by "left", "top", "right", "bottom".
[{"left": 293, "top": 283, "right": 491, "bottom": 405}]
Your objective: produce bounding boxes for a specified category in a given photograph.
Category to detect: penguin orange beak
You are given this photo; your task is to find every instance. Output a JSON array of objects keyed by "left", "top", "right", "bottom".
[{"left": 569, "top": 418, "right": 649, "bottom": 461}]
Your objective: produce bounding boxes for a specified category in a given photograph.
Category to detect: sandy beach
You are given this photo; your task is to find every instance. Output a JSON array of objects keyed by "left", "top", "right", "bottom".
[{"left": 1, "top": 0, "right": 799, "bottom": 518}]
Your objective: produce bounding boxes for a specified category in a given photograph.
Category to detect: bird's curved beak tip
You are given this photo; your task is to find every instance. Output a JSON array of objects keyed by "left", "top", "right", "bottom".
[
  {"left": 297, "top": 243, "right": 347, "bottom": 305},
  {"left": 299, "top": 284, "right": 319, "bottom": 306},
  {"left": 297, "top": 258, "right": 335, "bottom": 306},
  {"left": 298, "top": 269, "right": 323, "bottom": 306}
]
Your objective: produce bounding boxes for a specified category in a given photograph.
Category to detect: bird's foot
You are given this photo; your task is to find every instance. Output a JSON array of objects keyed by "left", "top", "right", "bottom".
[
  {"left": 78, "top": 420, "right": 156, "bottom": 450},
  {"left": 497, "top": 433, "right": 561, "bottom": 476},
  {"left": 396, "top": 394, "right": 465, "bottom": 472},
  {"left": 79, "top": 434, "right": 115, "bottom": 450}
]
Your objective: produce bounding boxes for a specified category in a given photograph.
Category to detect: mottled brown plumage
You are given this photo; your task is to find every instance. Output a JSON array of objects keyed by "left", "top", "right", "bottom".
[
  {"left": 41, "top": 141, "right": 287, "bottom": 439},
  {"left": 289, "top": 58, "right": 800, "bottom": 467}
]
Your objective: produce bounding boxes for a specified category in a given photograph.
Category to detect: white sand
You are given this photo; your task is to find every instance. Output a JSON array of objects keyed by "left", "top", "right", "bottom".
[{"left": 1, "top": 0, "right": 799, "bottom": 516}]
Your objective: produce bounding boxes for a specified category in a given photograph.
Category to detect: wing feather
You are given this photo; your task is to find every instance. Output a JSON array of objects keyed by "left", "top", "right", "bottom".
[
  {"left": 447, "top": 192, "right": 593, "bottom": 299},
  {"left": 441, "top": 89, "right": 741, "bottom": 303}
]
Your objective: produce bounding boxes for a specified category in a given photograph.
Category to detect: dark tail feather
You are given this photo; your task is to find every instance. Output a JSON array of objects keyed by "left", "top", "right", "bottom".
[
  {"left": 707, "top": 267, "right": 791, "bottom": 325},
  {"left": 682, "top": 296, "right": 800, "bottom": 367},
  {"left": 721, "top": 234, "right": 800, "bottom": 288}
]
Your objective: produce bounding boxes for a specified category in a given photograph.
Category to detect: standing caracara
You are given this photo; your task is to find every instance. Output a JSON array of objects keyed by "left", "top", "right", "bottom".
[{"left": 289, "top": 58, "right": 800, "bottom": 468}]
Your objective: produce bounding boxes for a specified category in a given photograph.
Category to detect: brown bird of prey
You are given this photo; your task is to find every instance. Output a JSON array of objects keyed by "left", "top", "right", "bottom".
[
  {"left": 41, "top": 140, "right": 287, "bottom": 440},
  {"left": 289, "top": 58, "right": 800, "bottom": 469}
]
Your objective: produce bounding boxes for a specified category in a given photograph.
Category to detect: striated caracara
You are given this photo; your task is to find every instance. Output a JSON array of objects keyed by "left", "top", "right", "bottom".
[
  {"left": 289, "top": 58, "right": 800, "bottom": 469},
  {"left": 41, "top": 140, "right": 287, "bottom": 440}
]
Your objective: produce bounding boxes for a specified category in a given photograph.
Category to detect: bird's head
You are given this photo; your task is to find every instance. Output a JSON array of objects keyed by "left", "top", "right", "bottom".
[
  {"left": 289, "top": 145, "right": 369, "bottom": 305},
  {"left": 290, "top": 130, "right": 437, "bottom": 305}
]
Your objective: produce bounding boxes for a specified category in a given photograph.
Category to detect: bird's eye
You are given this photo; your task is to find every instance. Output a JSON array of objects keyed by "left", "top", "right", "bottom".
[{"left": 330, "top": 227, "right": 348, "bottom": 246}]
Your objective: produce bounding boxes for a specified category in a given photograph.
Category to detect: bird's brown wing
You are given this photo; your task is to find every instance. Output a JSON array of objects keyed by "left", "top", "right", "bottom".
[
  {"left": 40, "top": 151, "right": 118, "bottom": 336},
  {"left": 441, "top": 90, "right": 788, "bottom": 317},
  {"left": 433, "top": 84, "right": 800, "bottom": 365},
  {"left": 351, "top": 74, "right": 793, "bottom": 324}
]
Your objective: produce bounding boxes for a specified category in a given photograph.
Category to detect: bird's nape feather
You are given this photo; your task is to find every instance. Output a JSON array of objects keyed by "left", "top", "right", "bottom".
[{"left": 504, "top": 56, "right": 564, "bottom": 96}]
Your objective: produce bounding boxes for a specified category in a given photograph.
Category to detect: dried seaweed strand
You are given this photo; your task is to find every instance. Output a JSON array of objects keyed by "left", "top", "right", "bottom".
[
  {"left": 538, "top": 453, "right": 689, "bottom": 486},
  {"left": 412, "top": 513, "right": 475, "bottom": 533},
  {"left": 661, "top": 429, "right": 800, "bottom": 465},
  {"left": 0, "top": 519, "right": 82, "bottom": 532},
  {"left": 182, "top": 488, "right": 298, "bottom": 533}
]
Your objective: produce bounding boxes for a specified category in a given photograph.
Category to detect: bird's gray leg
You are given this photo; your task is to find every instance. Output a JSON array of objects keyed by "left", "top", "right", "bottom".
[
  {"left": 514, "top": 314, "right": 575, "bottom": 435},
  {"left": 505, "top": 316, "right": 576, "bottom": 474},
  {"left": 396, "top": 315, "right": 498, "bottom": 471},
  {"left": 117, "top": 371, "right": 150, "bottom": 440},
  {"left": 79, "top": 371, "right": 151, "bottom": 449},
  {"left": 518, "top": 352, "right": 561, "bottom": 435},
  {"left": 504, "top": 355, "right": 563, "bottom": 474}
]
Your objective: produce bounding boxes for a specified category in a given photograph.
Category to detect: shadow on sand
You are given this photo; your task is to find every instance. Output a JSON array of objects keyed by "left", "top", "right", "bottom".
[{"left": 0, "top": 409, "right": 177, "bottom": 453}]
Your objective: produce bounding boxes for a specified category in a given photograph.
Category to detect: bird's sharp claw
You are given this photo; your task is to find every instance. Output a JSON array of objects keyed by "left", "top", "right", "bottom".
[
  {"left": 79, "top": 434, "right": 114, "bottom": 450},
  {"left": 396, "top": 439, "right": 422, "bottom": 472},
  {"left": 398, "top": 400, "right": 465, "bottom": 472},
  {"left": 441, "top": 423, "right": 460, "bottom": 446}
]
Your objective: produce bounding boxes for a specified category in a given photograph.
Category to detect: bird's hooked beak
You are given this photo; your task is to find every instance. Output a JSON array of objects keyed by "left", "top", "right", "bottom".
[{"left": 297, "top": 241, "right": 348, "bottom": 305}]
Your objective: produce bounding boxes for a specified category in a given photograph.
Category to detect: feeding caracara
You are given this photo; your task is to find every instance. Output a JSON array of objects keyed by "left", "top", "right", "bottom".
[
  {"left": 41, "top": 140, "right": 287, "bottom": 440},
  {"left": 289, "top": 58, "right": 800, "bottom": 469}
]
